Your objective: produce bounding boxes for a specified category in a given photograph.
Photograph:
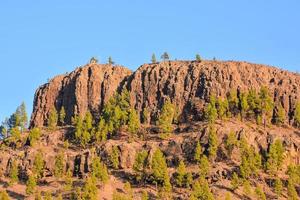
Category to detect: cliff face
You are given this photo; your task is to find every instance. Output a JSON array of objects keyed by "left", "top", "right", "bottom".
[
  {"left": 30, "top": 60, "right": 300, "bottom": 127},
  {"left": 30, "top": 64, "right": 132, "bottom": 127}
]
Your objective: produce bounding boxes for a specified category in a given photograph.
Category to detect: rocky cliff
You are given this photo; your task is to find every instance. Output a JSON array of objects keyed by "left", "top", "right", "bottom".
[{"left": 30, "top": 60, "right": 300, "bottom": 127}]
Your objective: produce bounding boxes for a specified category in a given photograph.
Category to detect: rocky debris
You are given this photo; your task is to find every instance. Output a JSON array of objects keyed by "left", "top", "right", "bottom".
[{"left": 30, "top": 60, "right": 300, "bottom": 128}]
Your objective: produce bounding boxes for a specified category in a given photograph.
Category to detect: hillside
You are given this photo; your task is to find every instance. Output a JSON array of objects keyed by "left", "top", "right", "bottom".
[{"left": 1, "top": 59, "right": 300, "bottom": 200}]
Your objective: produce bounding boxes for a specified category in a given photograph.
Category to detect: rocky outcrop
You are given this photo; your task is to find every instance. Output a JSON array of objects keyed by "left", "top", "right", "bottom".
[
  {"left": 30, "top": 64, "right": 132, "bottom": 127},
  {"left": 30, "top": 60, "right": 300, "bottom": 127}
]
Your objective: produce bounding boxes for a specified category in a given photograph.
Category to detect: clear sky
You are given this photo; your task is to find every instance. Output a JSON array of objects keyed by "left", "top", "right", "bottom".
[{"left": 0, "top": 0, "right": 299, "bottom": 123}]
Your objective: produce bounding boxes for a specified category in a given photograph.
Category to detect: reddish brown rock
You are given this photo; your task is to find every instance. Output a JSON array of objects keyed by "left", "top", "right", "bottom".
[
  {"left": 30, "top": 60, "right": 300, "bottom": 127},
  {"left": 30, "top": 64, "right": 132, "bottom": 127}
]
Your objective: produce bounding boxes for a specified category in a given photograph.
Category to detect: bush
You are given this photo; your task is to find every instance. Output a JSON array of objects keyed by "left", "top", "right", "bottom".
[
  {"left": 33, "top": 152, "right": 44, "bottom": 179},
  {"left": 26, "top": 175, "right": 37, "bottom": 195},
  {"left": 91, "top": 157, "right": 109, "bottom": 184},
  {"left": 54, "top": 152, "right": 64, "bottom": 178},
  {"left": 110, "top": 146, "right": 120, "bottom": 169}
]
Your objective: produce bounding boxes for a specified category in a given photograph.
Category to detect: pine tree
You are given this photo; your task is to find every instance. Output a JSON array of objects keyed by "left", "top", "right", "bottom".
[
  {"left": 142, "top": 108, "right": 150, "bottom": 124},
  {"left": 0, "top": 190, "right": 10, "bottom": 200},
  {"left": 243, "top": 180, "right": 252, "bottom": 196},
  {"left": 159, "top": 173, "right": 172, "bottom": 199},
  {"left": 194, "top": 141, "right": 202, "bottom": 163},
  {"left": 199, "top": 155, "right": 210, "bottom": 177},
  {"left": 59, "top": 107, "right": 66, "bottom": 126},
  {"left": 133, "top": 150, "right": 148, "bottom": 182},
  {"left": 44, "top": 191, "right": 53, "bottom": 200},
  {"left": 110, "top": 146, "right": 120, "bottom": 169},
  {"left": 224, "top": 131, "right": 238, "bottom": 157},
  {"left": 89, "top": 57, "right": 98, "bottom": 64},
  {"left": 26, "top": 175, "right": 37, "bottom": 195},
  {"left": 161, "top": 52, "right": 169, "bottom": 61},
  {"left": 225, "top": 193, "right": 232, "bottom": 200},
  {"left": 185, "top": 172, "right": 193, "bottom": 188},
  {"left": 151, "top": 53, "right": 157, "bottom": 63},
  {"left": 255, "top": 186, "right": 266, "bottom": 200},
  {"left": 274, "top": 178, "right": 283, "bottom": 198},
  {"left": 175, "top": 160, "right": 186, "bottom": 187},
  {"left": 19, "top": 102, "right": 28, "bottom": 131},
  {"left": 151, "top": 149, "right": 168, "bottom": 184},
  {"left": 239, "top": 92, "right": 249, "bottom": 120},
  {"left": 33, "top": 152, "right": 44, "bottom": 179},
  {"left": 82, "top": 177, "right": 98, "bottom": 200},
  {"left": 95, "top": 117, "right": 108, "bottom": 143},
  {"left": 157, "top": 100, "right": 175, "bottom": 133},
  {"left": 231, "top": 172, "right": 240, "bottom": 191},
  {"left": 195, "top": 54, "right": 202, "bottom": 62},
  {"left": 216, "top": 98, "right": 229, "bottom": 119},
  {"left": 205, "top": 96, "right": 218, "bottom": 124},
  {"left": 28, "top": 128, "right": 41, "bottom": 146},
  {"left": 228, "top": 90, "right": 239, "bottom": 116},
  {"left": 275, "top": 104, "right": 286, "bottom": 125},
  {"left": 247, "top": 89, "right": 260, "bottom": 118},
  {"left": 9, "top": 160, "right": 19, "bottom": 185},
  {"left": 258, "top": 86, "right": 274, "bottom": 127},
  {"left": 190, "top": 177, "right": 214, "bottom": 200},
  {"left": 9, "top": 127, "right": 21, "bottom": 145},
  {"left": 56, "top": 194, "right": 63, "bottom": 200},
  {"left": 108, "top": 56, "right": 115, "bottom": 65},
  {"left": 35, "top": 191, "right": 42, "bottom": 200},
  {"left": 141, "top": 191, "right": 148, "bottom": 200},
  {"left": 64, "top": 169, "right": 73, "bottom": 191},
  {"left": 287, "top": 179, "right": 298, "bottom": 200},
  {"left": 54, "top": 152, "right": 64, "bottom": 178},
  {"left": 294, "top": 102, "right": 300, "bottom": 128},
  {"left": 127, "top": 108, "right": 140, "bottom": 135},
  {"left": 208, "top": 126, "right": 218, "bottom": 160},
  {"left": 91, "top": 157, "right": 109, "bottom": 184},
  {"left": 266, "top": 139, "right": 284, "bottom": 174},
  {"left": 48, "top": 107, "right": 58, "bottom": 130}
]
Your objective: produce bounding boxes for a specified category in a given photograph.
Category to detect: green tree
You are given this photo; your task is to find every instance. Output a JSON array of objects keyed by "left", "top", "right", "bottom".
[
  {"left": 208, "top": 127, "right": 218, "bottom": 160},
  {"left": 228, "top": 90, "right": 239, "bottom": 116},
  {"left": 64, "top": 169, "right": 73, "bottom": 191},
  {"left": 28, "top": 128, "right": 41, "bottom": 146},
  {"left": 151, "top": 53, "right": 157, "bottom": 63},
  {"left": 161, "top": 52, "right": 169, "bottom": 61},
  {"left": 175, "top": 160, "right": 186, "bottom": 187},
  {"left": 225, "top": 193, "right": 232, "bottom": 200},
  {"left": 274, "top": 104, "right": 286, "bottom": 125},
  {"left": 95, "top": 117, "right": 108, "bottom": 143},
  {"left": 48, "top": 107, "right": 58, "bottom": 130},
  {"left": 216, "top": 98, "right": 229, "bottom": 119},
  {"left": 258, "top": 86, "right": 274, "bottom": 127},
  {"left": 90, "top": 57, "right": 98, "bottom": 64},
  {"left": 243, "top": 180, "right": 252, "bottom": 196},
  {"left": 194, "top": 141, "right": 202, "bottom": 163},
  {"left": 205, "top": 96, "right": 218, "bottom": 124},
  {"left": 133, "top": 150, "right": 148, "bottom": 182},
  {"left": 266, "top": 139, "right": 284, "bottom": 174},
  {"left": 294, "top": 102, "right": 300, "bottom": 128},
  {"left": 74, "top": 115, "right": 83, "bottom": 143},
  {"left": 247, "top": 89, "right": 260, "bottom": 118},
  {"left": 287, "top": 179, "right": 298, "bottom": 200},
  {"left": 19, "top": 102, "right": 28, "bottom": 131},
  {"left": 151, "top": 149, "right": 168, "bottom": 184},
  {"left": 239, "top": 92, "right": 249, "bottom": 120},
  {"left": 108, "top": 56, "right": 115, "bottom": 65},
  {"left": 110, "top": 146, "right": 120, "bottom": 169},
  {"left": 199, "top": 155, "right": 210, "bottom": 177},
  {"left": 9, "top": 160, "right": 19, "bottom": 185},
  {"left": 196, "top": 54, "right": 202, "bottom": 62},
  {"left": 33, "top": 152, "right": 45, "bottom": 179},
  {"left": 240, "top": 144, "right": 261, "bottom": 179},
  {"left": 141, "top": 191, "right": 148, "bottom": 200},
  {"left": 54, "top": 152, "right": 64, "bottom": 178},
  {"left": 9, "top": 127, "right": 21, "bottom": 145},
  {"left": 274, "top": 178, "right": 283, "bottom": 198},
  {"left": 26, "top": 174, "right": 37, "bottom": 195},
  {"left": 44, "top": 191, "right": 53, "bottom": 200},
  {"left": 142, "top": 108, "right": 150, "bottom": 124},
  {"left": 157, "top": 100, "right": 175, "bottom": 133},
  {"left": 127, "top": 109, "right": 140, "bottom": 135},
  {"left": 91, "top": 157, "right": 109, "bottom": 184},
  {"left": 255, "top": 186, "right": 266, "bottom": 200},
  {"left": 190, "top": 177, "right": 214, "bottom": 200},
  {"left": 231, "top": 172, "right": 240, "bottom": 191},
  {"left": 158, "top": 173, "right": 172, "bottom": 199},
  {"left": 56, "top": 194, "right": 63, "bottom": 200},
  {"left": 185, "top": 172, "right": 193, "bottom": 189},
  {"left": 59, "top": 107, "right": 66, "bottom": 126},
  {"left": 224, "top": 131, "right": 238, "bottom": 157},
  {"left": 82, "top": 177, "right": 98, "bottom": 200},
  {"left": 0, "top": 190, "right": 10, "bottom": 200}
]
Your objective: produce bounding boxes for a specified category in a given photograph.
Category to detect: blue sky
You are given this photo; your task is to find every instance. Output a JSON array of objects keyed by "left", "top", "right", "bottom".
[{"left": 0, "top": 0, "right": 299, "bottom": 123}]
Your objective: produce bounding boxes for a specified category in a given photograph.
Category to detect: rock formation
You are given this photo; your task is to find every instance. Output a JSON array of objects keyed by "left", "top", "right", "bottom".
[{"left": 30, "top": 60, "right": 300, "bottom": 127}]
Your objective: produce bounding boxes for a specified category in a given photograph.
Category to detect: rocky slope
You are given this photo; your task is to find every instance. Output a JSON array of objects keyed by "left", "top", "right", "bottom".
[{"left": 30, "top": 60, "right": 300, "bottom": 127}]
